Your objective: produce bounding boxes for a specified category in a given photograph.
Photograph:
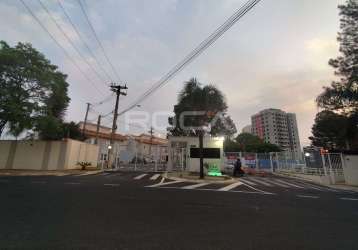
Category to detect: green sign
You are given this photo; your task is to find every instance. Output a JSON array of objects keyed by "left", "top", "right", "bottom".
[{"left": 207, "top": 163, "right": 222, "bottom": 177}]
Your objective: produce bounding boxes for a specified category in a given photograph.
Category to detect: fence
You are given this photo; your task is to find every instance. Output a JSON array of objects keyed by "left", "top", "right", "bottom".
[
  {"left": 224, "top": 151, "right": 304, "bottom": 173},
  {"left": 273, "top": 152, "right": 345, "bottom": 184},
  {"left": 99, "top": 145, "right": 168, "bottom": 172}
]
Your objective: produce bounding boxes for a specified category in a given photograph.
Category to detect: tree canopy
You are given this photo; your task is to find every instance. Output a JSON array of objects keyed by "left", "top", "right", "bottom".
[
  {"left": 224, "top": 133, "right": 281, "bottom": 153},
  {"left": 309, "top": 110, "right": 354, "bottom": 151},
  {"left": 313, "top": 0, "right": 358, "bottom": 150},
  {"left": 0, "top": 41, "right": 70, "bottom": 139},
  {"left": 168, "top": 78, "right": 237, "bottom": 137},
  {"left": 317, "top": 0, "right": 358, "bottom": 113}
]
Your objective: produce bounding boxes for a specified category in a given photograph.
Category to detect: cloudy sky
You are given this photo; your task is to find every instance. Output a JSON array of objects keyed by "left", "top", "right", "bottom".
[{"left": 0, "top": 0, "right": 344, "bottom": 145}]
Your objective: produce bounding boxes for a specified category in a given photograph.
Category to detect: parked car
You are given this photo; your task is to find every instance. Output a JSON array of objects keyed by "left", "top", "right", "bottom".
[{"left": 222, "top": 163, "right": 234, "bottom": 175}]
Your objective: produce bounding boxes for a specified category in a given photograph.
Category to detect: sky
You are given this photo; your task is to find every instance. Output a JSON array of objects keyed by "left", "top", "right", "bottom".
[{"left": 0, "top": 0, "right": 344, "bottom": 145}]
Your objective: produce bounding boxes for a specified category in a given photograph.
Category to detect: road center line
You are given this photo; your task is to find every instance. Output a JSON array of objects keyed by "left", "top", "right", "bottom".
[
  {"left": 31, "top": 181, "right": 47, "bottom": 184},
  {"left": 296, "top": 195, "right": 319, "bottom": 199},
  {"left": 64, "top": 182, "right": 81, "bottom": 185}
]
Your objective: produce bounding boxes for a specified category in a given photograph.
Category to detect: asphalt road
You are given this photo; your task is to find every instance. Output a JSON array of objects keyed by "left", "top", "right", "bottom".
[{"left": 0, "top": 171, "right": 357, "bottom": 250}]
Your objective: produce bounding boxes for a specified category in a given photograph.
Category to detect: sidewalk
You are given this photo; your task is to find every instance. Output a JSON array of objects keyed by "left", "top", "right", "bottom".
[{"left": 0, "top": 169, "right": 102, "bottom": 176}]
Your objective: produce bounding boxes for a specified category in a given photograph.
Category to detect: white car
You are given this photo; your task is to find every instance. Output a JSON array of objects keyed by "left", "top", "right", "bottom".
[{"left": 222, "top": 163, "right": 235, "bottom": 175}]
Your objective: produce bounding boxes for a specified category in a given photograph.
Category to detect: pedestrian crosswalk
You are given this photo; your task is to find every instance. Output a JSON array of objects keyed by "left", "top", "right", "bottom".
[
  {"left": 69, "top": 171, "right": 344, "bottom": 194},
  {"left": 134, "top": 174, "right": 148, "bottom": 180},
  {"left": 218, "top": 181, "right": 243, "bottom": 191},
  {"left": 145, "top": 176, "right": 342, "bottom": 194}
]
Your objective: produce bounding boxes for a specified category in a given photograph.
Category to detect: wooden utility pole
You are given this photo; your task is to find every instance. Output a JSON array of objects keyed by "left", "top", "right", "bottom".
[
  {"left": 108, "top": 83, "right": 127, "bottom": 168},
  {"left": 82, "top": 103, "right": 91, "bottom": 138},
  {"left": 95, "top": 115, "right": 101, "bottom": 144}
]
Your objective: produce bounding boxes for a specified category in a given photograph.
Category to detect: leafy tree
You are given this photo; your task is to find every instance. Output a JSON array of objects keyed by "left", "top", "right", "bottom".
[
  {"left": 309, "top": 110, "right": 349, "bottom": 150},
  {"left": 315, "top": 0, "right": 358, "bottom": 150},
  {"left": 229, "top": 133, "right": 281, "bottom": 153},
  {"left": 317, "top": 0, "right": 358, "bottom": 114},
  {"left": 224, "top": 133, "right": 281, "bottom": 153},
  {"left": 62, "top": 122, "right": 83, "bottom": 140},
  {"left": 224, "top": 138, "right": 242, "bottom": 152},
  {"left": 168, "top": 78, "right": 236, "bottom": 136},
  {"left": 236, "top": 133, "right": 262, "bottom": 146},
  {"left": 0, "top": 41, "right": 70, "bottom": 138}
]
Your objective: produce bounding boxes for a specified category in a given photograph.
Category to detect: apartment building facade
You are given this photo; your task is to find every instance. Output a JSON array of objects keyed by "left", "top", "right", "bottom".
[{"left": 251, "top": 109, "right": 302, "bottom": 160}]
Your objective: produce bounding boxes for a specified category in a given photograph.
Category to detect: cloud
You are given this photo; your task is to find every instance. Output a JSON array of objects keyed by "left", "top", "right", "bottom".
[
  {"left": 0, "top": 0, "right": 343, "bottom": 147},
  {"left": 305, "top": 38, "right": 339, "bottom": 70}
]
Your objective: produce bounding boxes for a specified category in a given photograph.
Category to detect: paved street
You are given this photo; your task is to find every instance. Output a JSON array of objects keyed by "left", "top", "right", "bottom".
[{"left": 0, "top": 172, "right": 357, "bottom": 250}]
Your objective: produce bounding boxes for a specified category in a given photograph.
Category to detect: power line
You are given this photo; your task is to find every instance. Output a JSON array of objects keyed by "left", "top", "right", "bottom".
[
  {"left": 77, "top": 0, "right": 123, "bottom": 83},
  {"left": 91, "top": 93, "right": 115, "bottom": 107},
  {"left": 18, "top": 0, "right": 106, "bottom": 97},
  {"left": 56, "top": 0, "right": 114, "bottom": 83},
  {"left": 117, "top": 0, "right": 262, "bottom": 116},
  {"left": 37, "top": 0, "right": 108, "bottom": 85}
]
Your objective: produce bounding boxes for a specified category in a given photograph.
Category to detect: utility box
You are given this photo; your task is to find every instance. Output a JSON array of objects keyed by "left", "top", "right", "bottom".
[{"left": 167, "top": 136, "right": 224, "bottom": 173}]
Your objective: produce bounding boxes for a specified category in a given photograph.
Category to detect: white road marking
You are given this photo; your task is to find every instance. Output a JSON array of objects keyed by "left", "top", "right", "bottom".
[
  {"left": 218, "top": 182, "right": 243, "bottom": 191},
  {"left": 275, "top": 179, "right": 305, "bottom": 189},
  {"left": 104, "top": 184, "right": 120, "bottom": 187},
  {"left": 181, "top": 183, "right": 210, "bottom": 190},
  {"left": 340, "top": 197, "right": 358, "bottom": 201},
  {"left": 134, "top": 174, "right": 147, "bottom": 180},
  {"left": 293, "top": 182, "right": 324, "bottom": 191},
  {"left": 296, "top": 181, "right": 338, "bottom": 192},
  {"left": 265, "top": 179, "right": 290, "bottom": 188},
  {"left": 158, "top": 186, "right": 275, "bottom": 195},
  {"left": 31, "top": 181, "right": 46, "bottom": 184},
  {"left": 0, "top": 180, "right": 10, "bottom": 183},
  {"left": 239, "top": 179, "right": 257, "bottom": 186},
  {"left": 146, "top": 180, "right": 183, "bottom": 188},
  {"left": 150, "top": 174, "right": 161, "bottom": 181},
  {"left": 64, "top": 182, "right": 81, "bottom": 185},
  {"left": 297, "top": 195, "right": 319, "bottom": 199},
  {"left": 250, "top": 177, "right": 273, "bottom": 187}
]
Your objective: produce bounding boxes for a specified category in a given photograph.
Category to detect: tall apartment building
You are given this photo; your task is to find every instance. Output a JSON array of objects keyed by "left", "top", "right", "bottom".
[{"left": 251, "top": 109, "right": 302, "bottom": 160}]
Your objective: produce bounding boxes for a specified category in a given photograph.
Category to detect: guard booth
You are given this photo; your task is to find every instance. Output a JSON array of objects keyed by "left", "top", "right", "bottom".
[{"left": 167, "top": 136, "right": 224, "bottom": 174}]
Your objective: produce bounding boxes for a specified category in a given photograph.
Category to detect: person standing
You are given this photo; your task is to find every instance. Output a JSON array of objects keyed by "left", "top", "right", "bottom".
[{"left": 233, "top": 158, "right": 243, "bottom": 177}]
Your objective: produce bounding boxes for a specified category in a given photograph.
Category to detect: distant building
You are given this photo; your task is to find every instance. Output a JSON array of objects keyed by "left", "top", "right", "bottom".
[
  {"left": 79, "top": 122, "right": 168, "bottom": 166},
  {"left": 241, "top": 125, "right": 252, "bottom": 134},
  {"left": 251, "top": 108, "right": 302, "bottom": 160}
]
